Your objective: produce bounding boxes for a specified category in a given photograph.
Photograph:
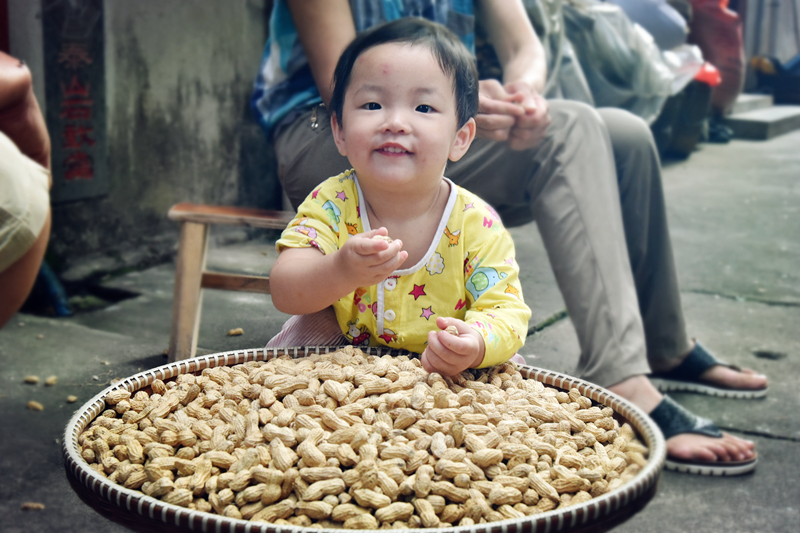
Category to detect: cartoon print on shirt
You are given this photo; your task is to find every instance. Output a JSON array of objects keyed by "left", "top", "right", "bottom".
[
  {"left": 345, "top": 319, "right": 370, "bottom": 345},
  {"left": 409, "top": 284, "right": 426, "bottom": 300},
  {"left": 466, "top": 266, "right": 508, "bottom": 301},
  {"left": 289, "top": 217, "right": 321, "bottom": 250},
  {"left": 291, "top": 217, "right": 317, "bottom": 238},
  {"left": 505, "top": 284, "right": 521, "bottom": 300},
  {"left": 345, "top": 222, "right": 359, "bottom": 236},
  {"left": 443, "top": 226, "right": 461, "bottom": 246},
  {"left": 420, "top": 306, "right": 435, "bottom": 320},
  {"left": 472, "top": 320, "right": 499, "bottom": 350},
  {"left": 336, "top": 191, "right": 348, "bottom": 202},
  {"left": 354, "top": 287, "right": 373, "bottom": 314},
  {"left": 321, "top": 200, "right": 341, "bottom": 232},
  {"left": 483, "top": 205, "right": 502, "bottom": 232},
  {"left": 464, "top": 253, "right": 481, "bottom": 278},
  {"left": 426, "top": 252, "right": 445, "bottom": 275},
  {"left": 378, "top": 328, "right": 398, "bottom": 344}
]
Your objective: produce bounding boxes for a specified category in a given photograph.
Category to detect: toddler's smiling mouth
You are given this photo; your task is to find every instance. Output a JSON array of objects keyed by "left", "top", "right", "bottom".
[{"left": 377, "top": 143, "right": 411, "bottom": 155}]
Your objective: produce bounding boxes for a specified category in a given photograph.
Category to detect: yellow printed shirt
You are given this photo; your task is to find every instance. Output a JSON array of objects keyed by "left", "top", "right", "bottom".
[{"left": 276, "top": 170, "right": 531, "bottom": 367}]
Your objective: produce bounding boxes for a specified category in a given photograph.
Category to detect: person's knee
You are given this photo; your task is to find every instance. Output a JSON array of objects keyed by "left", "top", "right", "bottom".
[
  {"left": 546, "top": 100, "right": 615, "bottom": 166},
  {"left": 549, "top": 100, "right": 606, "bottom": 133},
  {"left": 597, "top": 107, "right": 657, "bottom": 161}
]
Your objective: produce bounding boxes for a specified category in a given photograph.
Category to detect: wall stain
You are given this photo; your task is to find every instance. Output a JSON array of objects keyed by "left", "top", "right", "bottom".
[{"left": 50, "top": 7, "right": 278, "bottom": 280}]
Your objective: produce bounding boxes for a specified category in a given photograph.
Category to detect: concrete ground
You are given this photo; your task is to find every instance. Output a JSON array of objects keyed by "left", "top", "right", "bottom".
[{"left": 1, "top": 129, "right": 798, "bottom": 532}]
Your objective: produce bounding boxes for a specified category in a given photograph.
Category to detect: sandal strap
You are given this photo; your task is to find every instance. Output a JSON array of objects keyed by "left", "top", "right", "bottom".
[
  {"left": 654, "top": 341, "right": 739, "bottom": 382},
  {"left": 649, "top": 395, "right": 723, "bottom": 440}
]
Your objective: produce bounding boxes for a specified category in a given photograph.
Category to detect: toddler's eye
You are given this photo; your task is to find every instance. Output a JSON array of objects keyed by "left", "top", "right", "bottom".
[
  {"left": 416, "top": 104, "right": 433, "bottom": 113},
  {"left": 365, "top": 102, "right": 381, "bottom": 110}
]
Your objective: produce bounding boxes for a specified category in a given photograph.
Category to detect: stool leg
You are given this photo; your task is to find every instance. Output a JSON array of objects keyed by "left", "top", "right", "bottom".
[{"left": 169, "top": 221, "right": 208, "bottom": 362}]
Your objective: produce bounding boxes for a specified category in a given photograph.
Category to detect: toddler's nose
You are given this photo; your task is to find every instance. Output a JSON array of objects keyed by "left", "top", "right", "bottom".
[{"left": 382, "top": 108, "right": 411, "bottom": 133}]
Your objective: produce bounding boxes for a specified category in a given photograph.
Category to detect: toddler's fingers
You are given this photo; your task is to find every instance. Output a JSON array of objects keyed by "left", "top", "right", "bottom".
[
  {"left": 352, "top": 233, "right": 394, "bottom": 256},
  {"left": 374, "top": 249, "right": 407, "bottom": 273},
  {"left": 421, "top": 346, "right": 462, "bottom": 377},
  {"left": 371, "top": 239, "right": 404, "bottom": 263},
  {"left": 365, "top": 227, "right": 389, "bottom": 238}
]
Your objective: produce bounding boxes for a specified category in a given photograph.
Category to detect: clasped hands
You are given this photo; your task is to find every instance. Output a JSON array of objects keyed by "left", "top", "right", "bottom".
[
  {"left": 476, "top": 80, "right": 550, "bottom": 151},
  {"left": 336, "top": 228, "right": 485, "bottom": 376}
]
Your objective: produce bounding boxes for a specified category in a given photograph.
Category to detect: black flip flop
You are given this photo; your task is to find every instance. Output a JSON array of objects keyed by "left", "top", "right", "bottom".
[
  {"left": 649, "top": 341, "right": 768, "bottom": 399},
  {"left": 650, "top": 395, "right": 757, "bottom": 476}
]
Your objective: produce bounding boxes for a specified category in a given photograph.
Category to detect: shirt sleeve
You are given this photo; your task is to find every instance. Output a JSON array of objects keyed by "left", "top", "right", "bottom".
[
  {"left": 464, "top": 229, "right": 531, "bottom": 368},
  {"left": 275, "top": 186, "right": 343, "bottom": 256}
]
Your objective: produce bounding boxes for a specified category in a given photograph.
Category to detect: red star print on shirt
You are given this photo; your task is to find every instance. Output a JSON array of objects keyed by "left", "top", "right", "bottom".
[{"left": 409, "top": 284, "right": 426, "bottom": 300}]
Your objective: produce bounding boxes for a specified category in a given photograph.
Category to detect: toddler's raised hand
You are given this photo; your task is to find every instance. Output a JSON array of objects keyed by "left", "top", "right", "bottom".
[
  {"left": 421, "top": 317, "right": 486, "bottom": 377},
  {"left": 336, "top": 227, "right": 407, "bottom": 287}
]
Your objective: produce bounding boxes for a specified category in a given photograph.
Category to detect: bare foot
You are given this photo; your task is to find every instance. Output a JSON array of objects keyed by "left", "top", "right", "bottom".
[
  {"left": 667, "top": 431, "right": 755, "bottom": 463},
  {"left": 654, "top": 340, "right": 768, "bottom": 391},
  {"left": 608, "top": 374, "right": 756, "bottom": 463},
  {"left": 699, "top": 364, "right": 768, "bottom": 391}
]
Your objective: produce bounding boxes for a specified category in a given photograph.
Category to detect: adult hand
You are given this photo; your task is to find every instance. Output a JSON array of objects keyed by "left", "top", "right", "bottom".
[
  {"left": 504, "top": 80, "right": 551, "bottom": 151},
  {"left": 335, "top": 227, "right": 407, "bottom": 288},
  {"left": 421, "top": 317, "right": 485, "bottom": 377},
  {"left": 475, "top": 79, "right": 525, "bottom": 143}
]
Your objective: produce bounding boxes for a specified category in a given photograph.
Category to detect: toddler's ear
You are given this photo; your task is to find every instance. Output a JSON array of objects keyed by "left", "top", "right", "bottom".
[
  {"left": 331, "top": 113, "right": 348, "bottom": 157},
  {"left": 449, "top": 117, "right": 476, "bottom": 162}
]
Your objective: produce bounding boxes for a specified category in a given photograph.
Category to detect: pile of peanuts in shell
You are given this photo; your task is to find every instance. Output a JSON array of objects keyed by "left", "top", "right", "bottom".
[{"left": 79, "top": 347, "right": 649, "bottom": 528}]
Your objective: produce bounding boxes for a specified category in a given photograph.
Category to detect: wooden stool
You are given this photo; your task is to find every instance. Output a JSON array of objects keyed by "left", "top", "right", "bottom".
[{"left": 167, "top": 203, "right": 294, "bottom": 362}]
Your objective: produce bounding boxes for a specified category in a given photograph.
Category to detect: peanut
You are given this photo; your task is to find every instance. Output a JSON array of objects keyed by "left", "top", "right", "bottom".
[{"left": 78, "top": 348, "right": 647, "bottom": 527}]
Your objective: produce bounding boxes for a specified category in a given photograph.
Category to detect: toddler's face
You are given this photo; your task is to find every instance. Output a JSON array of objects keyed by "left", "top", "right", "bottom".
[{"left": 332, "top": 42, "right": 473, "bottom": 192}]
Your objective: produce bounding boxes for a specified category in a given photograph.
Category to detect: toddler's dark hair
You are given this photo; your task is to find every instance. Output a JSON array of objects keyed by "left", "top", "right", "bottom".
[{"left": 330, "top": 18, "right": 479, "bottom": 128}]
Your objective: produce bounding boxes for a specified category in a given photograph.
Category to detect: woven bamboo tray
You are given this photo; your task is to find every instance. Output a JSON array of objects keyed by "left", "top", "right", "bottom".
[{"left": 63, "top": 346, "right": 666, "bottom": 533}]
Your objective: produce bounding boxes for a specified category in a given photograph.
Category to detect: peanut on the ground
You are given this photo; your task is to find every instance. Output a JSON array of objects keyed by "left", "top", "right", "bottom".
[{"left": 80, "top": 347, "right": 648, "bottom": 527}]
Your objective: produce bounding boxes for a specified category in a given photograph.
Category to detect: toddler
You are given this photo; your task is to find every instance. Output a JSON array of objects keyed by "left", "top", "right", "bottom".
[{"left": 267, "top": 18, "right": 531, "bottom": 376}]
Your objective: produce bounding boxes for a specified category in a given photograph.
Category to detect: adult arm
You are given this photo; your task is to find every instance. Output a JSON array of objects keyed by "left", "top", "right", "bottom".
[
  {"left": 286, "top": 0, "right": 357, "bottom": 108},
  {"left": 477, "top": 0, "right": 546, "bottom": 94},
  {"left": 475, "top": 0, "right": 550, "bottom": 150},
  {"left": 0, "top": 52, "right": 51, "bottom": 174}
]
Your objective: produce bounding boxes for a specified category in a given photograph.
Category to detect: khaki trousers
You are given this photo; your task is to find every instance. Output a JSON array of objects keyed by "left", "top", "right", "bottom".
[{"left": 273, "top": 99, "right": 690, "bottom": 387}]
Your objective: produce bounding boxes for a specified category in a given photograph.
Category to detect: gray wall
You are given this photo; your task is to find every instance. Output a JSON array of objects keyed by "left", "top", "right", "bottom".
[{"left": 9, "top": 0, "right": 279, "bottom": 279}]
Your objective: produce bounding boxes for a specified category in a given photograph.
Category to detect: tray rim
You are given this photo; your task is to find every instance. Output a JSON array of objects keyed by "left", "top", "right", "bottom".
[{"left": 63, "top": 346, "right": 666, "bottom": 533}]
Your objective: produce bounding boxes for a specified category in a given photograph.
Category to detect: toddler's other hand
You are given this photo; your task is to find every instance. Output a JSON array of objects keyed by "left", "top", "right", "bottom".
[
  {"left": 336, "top": 227, "right": 407, "bottom": 287},
  {"left": 421, "top": 317, "right": 485, "bottom": 377}
]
